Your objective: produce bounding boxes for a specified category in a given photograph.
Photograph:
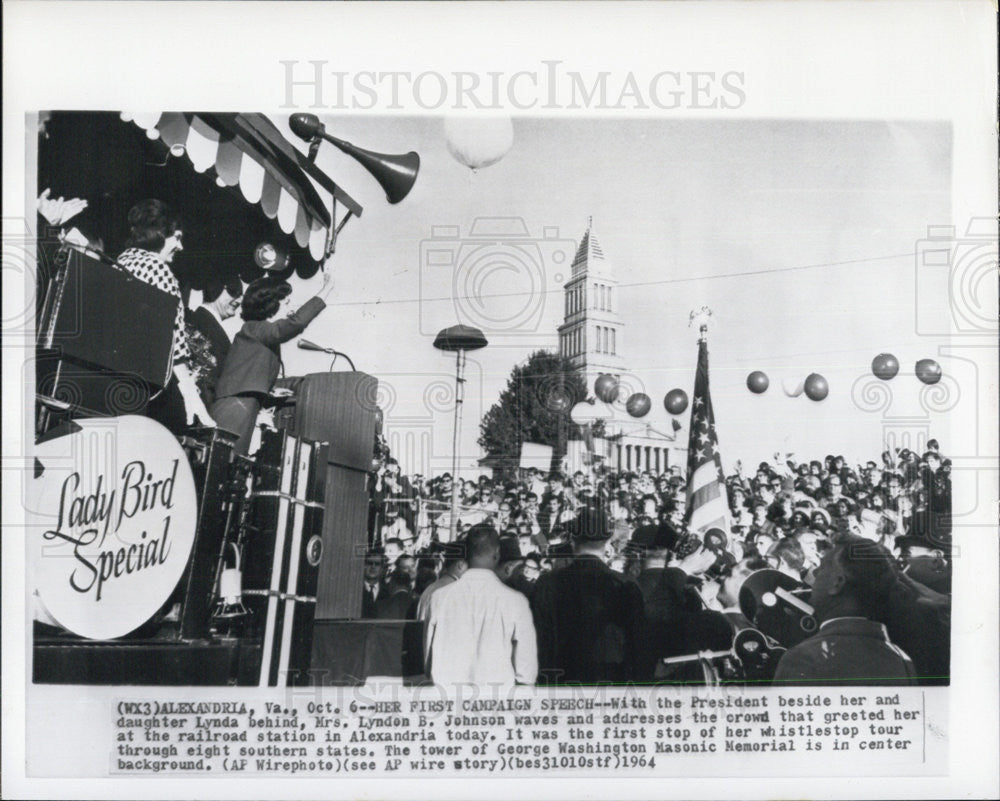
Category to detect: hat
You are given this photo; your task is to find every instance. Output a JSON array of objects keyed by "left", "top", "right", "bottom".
[
  {"left": 498, "top": 536, "right": 523, "bottom": 564},
  {"left": 569, "top": 508, "right": 611, "bottom": 542},
  {"left": 792, "top": 492, "right": 817, "bottom": 508},
  {"left": 630, "top": 523, "right": 672, "bottom": 554}
]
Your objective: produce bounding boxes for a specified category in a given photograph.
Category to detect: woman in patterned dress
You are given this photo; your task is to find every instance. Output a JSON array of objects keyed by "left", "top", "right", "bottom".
[{"left": 116, "top": 199, "right": 215, "bottom": 432}]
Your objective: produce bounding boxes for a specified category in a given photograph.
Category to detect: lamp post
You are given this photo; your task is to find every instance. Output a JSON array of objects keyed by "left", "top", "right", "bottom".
[{"left": 433, "top": 324, "right": 488, "bottom": 542}]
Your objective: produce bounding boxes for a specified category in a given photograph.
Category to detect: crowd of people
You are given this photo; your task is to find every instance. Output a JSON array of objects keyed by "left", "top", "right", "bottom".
[
  {"left": 36, "top": 193, "right": 954, "bottom": 689},
  {"left": 364, "top": 442, "right": 952, "bottom": 687}
]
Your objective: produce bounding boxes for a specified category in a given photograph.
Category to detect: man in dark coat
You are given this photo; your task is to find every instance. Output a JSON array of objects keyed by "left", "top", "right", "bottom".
[
  {"left": 375, "top": 569, "right": 415, "bottom": 620},
  {"left": 361, "top": 550, "right": 388, "bottom": 619},
  {"left": 186, "top": 278, "right": 242, "bottom": 406},
  {"left": 531, "top": 507, "right": 647, "bottom": 684},
  {"left": 774, "top": 536, "right": 917, "bottom": 686}
]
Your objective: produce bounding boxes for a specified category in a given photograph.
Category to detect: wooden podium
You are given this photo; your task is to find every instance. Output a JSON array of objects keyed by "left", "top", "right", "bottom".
[{"left": 280, "top": 372, "right": 377, "bottom": 621}]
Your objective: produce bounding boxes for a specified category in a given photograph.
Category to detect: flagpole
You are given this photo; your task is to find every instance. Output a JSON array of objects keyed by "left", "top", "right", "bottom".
[{"left": 685, "top": 306, "right": 731, "bottom": 536}]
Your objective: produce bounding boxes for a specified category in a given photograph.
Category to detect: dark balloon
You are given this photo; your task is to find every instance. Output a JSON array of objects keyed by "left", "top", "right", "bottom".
[
  {"left": 548, "top": 392, "right": 570, "bottom": 413},
  {"left": 804, "top": 373, "right": 829, "bottom": 401},
  {"left": 915, "top": 358, "right": 942, "bottom": 385},
  {"left": 626, "top": 392, "right": 652, "bottom": 418},
  {"left": 594, "top": 374, "right": 619, "bottom": 404},
  {"left": 871, "top": 353, "right": 900, "bottom": 381},
  {"left": 746, "top": 371, "right": 770, "bottom": 394},
  {"left": 664, "top": 389, "right": 688, "bottom": 415}
]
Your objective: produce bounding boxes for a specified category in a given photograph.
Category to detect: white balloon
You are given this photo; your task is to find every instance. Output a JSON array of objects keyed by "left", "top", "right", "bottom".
[
  {"left": 782, "top": 377, "right": 805, "bottom": 397},
  {"left": 570, "top": 401, "right": 594, "bottom": 425},
  {"left": 571, "top": 400, "right": 613, "bottom": 424},
  {"left": 444, "top": 116, "right": 514, "bottom": 170}
]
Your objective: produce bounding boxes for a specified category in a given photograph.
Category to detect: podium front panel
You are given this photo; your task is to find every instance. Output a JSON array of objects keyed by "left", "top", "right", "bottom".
[{"left": 290, "top": 372, "right": 378, "bottom": 472}]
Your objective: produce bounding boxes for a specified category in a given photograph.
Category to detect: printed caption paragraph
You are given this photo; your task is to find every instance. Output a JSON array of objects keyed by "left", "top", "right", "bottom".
[{"left": 111, "top": 688, "right": 928, "bottom": 775}]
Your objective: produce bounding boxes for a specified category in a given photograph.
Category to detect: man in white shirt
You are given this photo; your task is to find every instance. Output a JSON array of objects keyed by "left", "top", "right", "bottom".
[
  {"left": 415, "top": 542, "right": 467, "bottom": 621},
  {"left": 423, "top": 524, "right": 538, "bottom": 686}
]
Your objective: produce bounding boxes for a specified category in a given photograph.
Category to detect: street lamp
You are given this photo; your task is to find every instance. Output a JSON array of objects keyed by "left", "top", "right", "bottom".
[{"left": 433, "top": 324, "right": 488, "bottom": 542}]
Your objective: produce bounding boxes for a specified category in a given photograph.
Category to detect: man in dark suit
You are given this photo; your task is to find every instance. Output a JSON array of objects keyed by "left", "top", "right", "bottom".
[
  {"left": 375, "top": 570, "right": 416, "bottom": 620},
  {"left": 774, "top": 536, "right": 917, "bottom": 686},
  {"left": 531, "top": 507, "right": 647, "bottom": 684},
  {"left": 187, "top": 278, "right": 242, "bottom": 407},
  {"left": 361, "top": 550, "right": 388, "bottom": 619}
]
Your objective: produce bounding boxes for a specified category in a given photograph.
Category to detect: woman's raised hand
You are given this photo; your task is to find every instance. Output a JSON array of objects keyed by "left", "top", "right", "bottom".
[{"left": 38, "top": 188, "right": 88, "bottom": 227}]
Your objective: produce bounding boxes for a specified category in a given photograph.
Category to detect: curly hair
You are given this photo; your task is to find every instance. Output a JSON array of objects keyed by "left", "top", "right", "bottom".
[
  {"left": 123, "top": 199, "right": 182, "bottom": 252},
  {"left": 241, "top": 277, "right": 292, "bottom": 321}
]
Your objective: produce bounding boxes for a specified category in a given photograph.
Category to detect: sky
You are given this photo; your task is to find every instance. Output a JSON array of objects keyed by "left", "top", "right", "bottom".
[{"left": 218, "top": 115, "right": 955, "bottom": 476}]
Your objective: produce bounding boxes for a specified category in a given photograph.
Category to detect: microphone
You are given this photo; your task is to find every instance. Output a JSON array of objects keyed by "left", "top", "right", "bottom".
[
  {"left": 298, "top": 339, "right": 333, "bottom": 354},
  {"left": 297, "top": 339, "right": 356, "bottom": 371}
]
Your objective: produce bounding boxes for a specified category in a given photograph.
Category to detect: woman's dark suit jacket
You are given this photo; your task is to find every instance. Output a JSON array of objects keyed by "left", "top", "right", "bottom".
[{"left": 215, "top": 297, "right": 326, "bottom": 400}]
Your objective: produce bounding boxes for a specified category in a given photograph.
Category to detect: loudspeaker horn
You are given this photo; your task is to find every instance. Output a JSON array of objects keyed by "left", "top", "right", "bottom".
[{"left": 289, "top": 113, "right": 419, "bottom": 204}]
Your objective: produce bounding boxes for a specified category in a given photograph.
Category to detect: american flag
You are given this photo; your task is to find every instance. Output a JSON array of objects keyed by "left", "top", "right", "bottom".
[{"left": 685, "top": 336, "right": 730, "bottom": 534}]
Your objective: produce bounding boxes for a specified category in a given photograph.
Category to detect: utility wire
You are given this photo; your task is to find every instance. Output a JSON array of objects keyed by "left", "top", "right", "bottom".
[{"left": 324, "top": 251, "right": 914, "bottom": 308}]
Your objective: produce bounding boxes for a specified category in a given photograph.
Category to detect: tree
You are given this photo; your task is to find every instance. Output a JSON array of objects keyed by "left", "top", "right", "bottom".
[{"left": 478, "top": 350, "right": 587, "bottom": 474}]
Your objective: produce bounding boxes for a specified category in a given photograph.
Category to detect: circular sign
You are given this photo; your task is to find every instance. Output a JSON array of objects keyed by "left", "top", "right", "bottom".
[{"left": 30, "top": 416, "right": 197, "bottom": 639}]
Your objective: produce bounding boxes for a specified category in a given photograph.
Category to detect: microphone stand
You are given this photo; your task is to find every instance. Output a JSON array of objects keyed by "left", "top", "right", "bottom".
[{"left": 297, "top": 339, "right": 357, "bottom": 371}]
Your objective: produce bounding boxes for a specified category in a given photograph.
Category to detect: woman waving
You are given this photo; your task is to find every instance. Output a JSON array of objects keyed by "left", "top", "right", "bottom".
[{"left": 212, "top": 271, "right": 334, "bottom": 454}]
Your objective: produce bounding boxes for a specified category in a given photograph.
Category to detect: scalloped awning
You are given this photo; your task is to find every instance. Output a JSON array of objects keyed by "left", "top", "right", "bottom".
[{"left": 124, "top": 112, "right": 361, "bottom": 263}]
